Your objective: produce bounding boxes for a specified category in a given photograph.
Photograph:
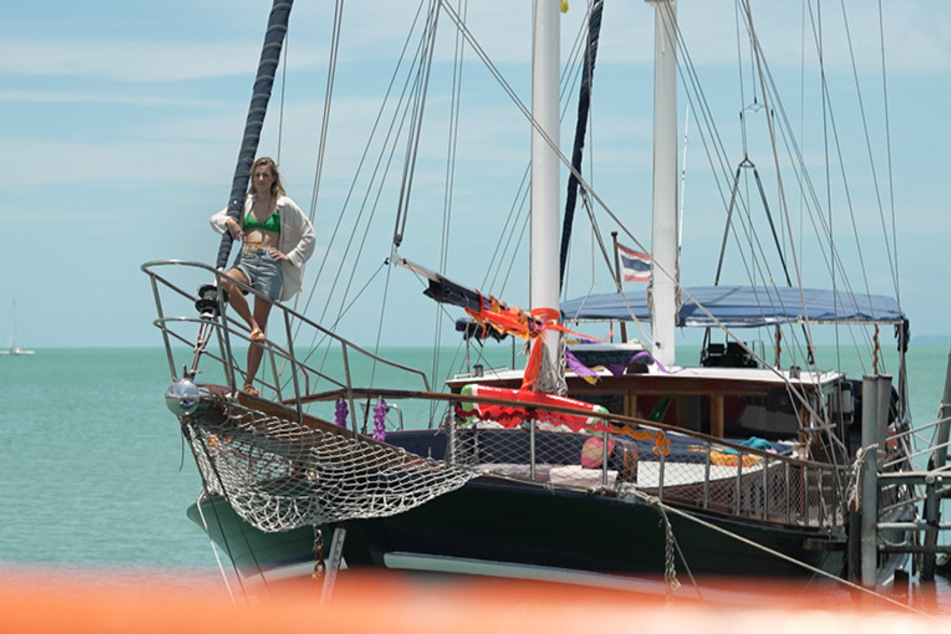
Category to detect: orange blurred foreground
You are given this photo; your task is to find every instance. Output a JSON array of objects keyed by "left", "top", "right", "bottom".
[{"left": 0, "top": 568, "right": 943, "bottom": 633}]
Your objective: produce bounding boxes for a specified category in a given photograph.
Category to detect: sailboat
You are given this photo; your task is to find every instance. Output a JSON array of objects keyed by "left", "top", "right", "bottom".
[
  {"left": 0, "top": 300, "right": 34, "bottom": 356},
  {"left": 145, "top": 0, "right": 922, "bottom": 598}
]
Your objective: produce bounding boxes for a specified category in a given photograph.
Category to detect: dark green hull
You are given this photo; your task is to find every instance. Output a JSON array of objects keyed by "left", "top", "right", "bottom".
[{"left": 189, "top": 476, "right": 851, "bottom": 585}]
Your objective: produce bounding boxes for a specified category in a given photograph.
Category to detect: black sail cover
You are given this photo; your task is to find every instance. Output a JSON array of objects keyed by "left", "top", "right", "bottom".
[{"left": 559, "top": 0, "right": 604, "bottom": 288}]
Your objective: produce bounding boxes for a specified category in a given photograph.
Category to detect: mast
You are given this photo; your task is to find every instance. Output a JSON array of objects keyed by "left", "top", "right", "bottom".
[
  {"left": 646, "top": 0, "right": 679, "bottom": 367},
  {"left": 529, "top": 0, "right": 564, "bottom": 393}
]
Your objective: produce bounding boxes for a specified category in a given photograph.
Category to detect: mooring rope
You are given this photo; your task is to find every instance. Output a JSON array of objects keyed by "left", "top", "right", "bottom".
[{"left": 627, "top": 487, "right": 934, "bottom": 616}]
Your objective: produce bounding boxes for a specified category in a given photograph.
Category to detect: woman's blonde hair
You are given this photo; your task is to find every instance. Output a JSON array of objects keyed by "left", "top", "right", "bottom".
[{"left": 248, "top": 156, "right": 286, "bottom": 197}]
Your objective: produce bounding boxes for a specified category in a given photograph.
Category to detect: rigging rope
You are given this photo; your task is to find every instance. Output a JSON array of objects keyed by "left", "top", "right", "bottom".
[
  {"left": 284, "top": 0, "right": 902, "bottom": 420},
  {"left": 673, "top": 1, "right": 900, "bottom": 382},
  {"left": 626, "top": 486, "right": 934, "bottom": 616},
  {"left": 837, "top": 0, "right": 900, "bottom": 303},
  {"left": 438, "top": 1, "right": 650, "bottom": 267},
  {"left": 624, "top": 490, "right": 682, "bottom": 601},
  {"left": 307, "top": 0, "right": 345, "bottom": 226},
  {"left": 391, "top": 1, "right": 441, "bottom": 249},
  {"left": 480, "top": 3, "right": 592, "bottom": 305},
  {"left": 301, "top": 0, "right": 435, "bottom": 377},
  {"left": 193, "top": 494, "right": 239, "bottom": 605},
  {"left": 876, "top": 0, "right": 900, "bottom": 306}
]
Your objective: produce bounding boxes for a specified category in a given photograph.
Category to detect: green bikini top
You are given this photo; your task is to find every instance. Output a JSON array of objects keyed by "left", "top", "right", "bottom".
[{"left": 244, "top": 208, "right": 281, "bottom": 233}]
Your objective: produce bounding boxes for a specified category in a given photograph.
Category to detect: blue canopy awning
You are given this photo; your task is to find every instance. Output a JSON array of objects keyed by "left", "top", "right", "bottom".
[{"left": 561, "top": 285, "right": 905, "bottom": 328}]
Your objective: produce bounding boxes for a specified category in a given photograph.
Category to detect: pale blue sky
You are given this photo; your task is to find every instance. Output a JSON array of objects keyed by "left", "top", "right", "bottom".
[{"left": 2, "top": 1, "right": 950, "bottom": 350}]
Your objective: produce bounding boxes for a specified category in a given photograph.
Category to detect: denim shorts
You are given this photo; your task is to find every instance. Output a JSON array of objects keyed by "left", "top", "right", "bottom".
[{"left": 232, "top": 248, "right": 283, "bottom": 301}]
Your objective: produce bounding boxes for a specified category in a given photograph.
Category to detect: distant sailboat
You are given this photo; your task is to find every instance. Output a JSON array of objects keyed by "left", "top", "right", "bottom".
[{"left": 0, "top": 300, "right": 34, "bottom": 356}]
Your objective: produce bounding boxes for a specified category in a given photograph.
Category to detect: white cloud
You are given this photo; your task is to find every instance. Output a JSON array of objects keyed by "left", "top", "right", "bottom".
[
  {"left": 0, "top": 136, "right": 231, "bottom": 189},
  {"left": 0, "top": 39, "right": 323, "bottom": 82},
  {"left": 0, "top": 89, "right": 222, "bottom": 108}
]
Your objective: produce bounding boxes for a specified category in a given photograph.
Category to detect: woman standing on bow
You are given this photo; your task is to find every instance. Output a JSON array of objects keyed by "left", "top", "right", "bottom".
[{"left": 210, "top": 156, "right": 316, "bottom": 395}]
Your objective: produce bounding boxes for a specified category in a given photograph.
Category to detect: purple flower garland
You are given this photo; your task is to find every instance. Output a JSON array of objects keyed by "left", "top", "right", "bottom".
[
  {"left": 373, "top": 399, "right": 388, "bottom": 441},
  {"left": 334, "top": 398, "right": 348, "bottom": 427}
]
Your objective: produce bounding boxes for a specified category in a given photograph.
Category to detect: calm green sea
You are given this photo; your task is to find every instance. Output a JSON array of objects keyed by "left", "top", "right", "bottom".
[
  {"left": 1, "top": 344, "right": 949, "bottom": 603},
  {"left": 0, "top": 348, "right": 209, "bottom": 572}
]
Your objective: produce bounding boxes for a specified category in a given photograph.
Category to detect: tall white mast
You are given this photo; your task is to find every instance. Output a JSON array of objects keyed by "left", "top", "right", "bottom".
[
  {"left": 647, "top": 0, "right": 679, "bottom": 367},
  {"left": 530, "top": 0, "right": 563, "bottom": 390}
]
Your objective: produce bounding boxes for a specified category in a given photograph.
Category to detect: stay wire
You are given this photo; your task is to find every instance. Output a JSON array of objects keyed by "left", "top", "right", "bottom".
[
  {"left": 661, "top": 2, "right": 738, "bottom": 209},
  {"left": 678, "top": 7, "right": 804, "bottom": 359},
  {"left": 484, "top": 166, "right": 530, "bottom": 294},
  {"left": 741, "top": 1, "right": 881, "bottom": 380},
  {"left": 392, "top": 1, "right": 441, "bottom": 248},
  {"left": 837, "top": 0, "right": 899, "bottom": 301},
  {"left": 439, "top": 1, "right": 649, "bottom": 268},
  {"left": 653, "top": 5, "right": 827, "bottom": 422},
  {"left": 479, "top": 4, "right": 591, "bottom": 302},
  {"left": 575, "top": 2, "right": 820, "bottom": 379},
  {"left": 286, "top": 262, "right": 388, "bottom": 379},
  {"left": 577, "top": 193, "right": 653, "bottom": 344},
  {"left": 877, "top": 0, "right": 900, "bottom": 305},
  {"left": 297, "top": 15, "right": 433, "bottom": 379},
  {"left": 806, "top": 0, "right": 880, "bottom": 326},
  {"left": 802, "top": 1, "right": 885, "bottom": 361},
  {"left": 750, "top": 1, "right": 849, "bottom": 416},
  {"left": 726, "top": 5, "right": 821, "bottom": 371},
  {"left": 433, "top": 0, "right": 468, "bottom": 393},
  {"left": 659, "top": 2, "right": 883, "bottom": 388},
  {"left": 280, "top": 0, "right": 339, "bottom": 372},
  {"left": 428, "top": 2, "right": 869, "bottom": 433},
  {"left": 303, "top": 0, "right": 433, "bottom": 367},
  {"left": 307, "top": 0, "right": 345, "bottom": 225},
  {"left": 301, "top": 0, "right": 428, "bottom": 317},
  {"left": 766, "top": 3, "right": 885, "bottom": 360}
]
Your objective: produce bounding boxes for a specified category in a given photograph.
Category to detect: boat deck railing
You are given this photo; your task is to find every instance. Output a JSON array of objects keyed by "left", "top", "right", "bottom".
[
  {"left": 447, "top": 416, "right": 854, "bottom": 531},
  {"left": 142, "top": 259, "right": 432, "bottom": 429}
]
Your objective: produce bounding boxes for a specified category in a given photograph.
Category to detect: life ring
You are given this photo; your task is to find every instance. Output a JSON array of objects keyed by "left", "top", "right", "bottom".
[{"left": 459, "top": 383, "right": 609, "bottom": 433}]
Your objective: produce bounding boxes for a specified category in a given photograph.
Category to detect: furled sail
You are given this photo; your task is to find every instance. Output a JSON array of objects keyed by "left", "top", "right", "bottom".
[
  {"left": 560, "top": 0, "right": 604, "bottom": 289},
  {"left": 214, "top": 0, "right": 294, "bottom": 271}
]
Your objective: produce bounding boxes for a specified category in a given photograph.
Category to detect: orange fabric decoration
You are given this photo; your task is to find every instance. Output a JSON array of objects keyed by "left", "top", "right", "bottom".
[
  {"left": 521, "top": 339, "right": 545, "bottom": 390},
  {"left": 463, "top": 294, "right": 603, "bottom": 391},
  {"left": 464, "top": 294, "right": 595, "bottom": 344}
]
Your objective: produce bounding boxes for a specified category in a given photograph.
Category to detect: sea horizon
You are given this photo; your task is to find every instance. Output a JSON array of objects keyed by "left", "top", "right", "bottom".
[{"left": 10, "top": 328, "right": 951, "bottom": 351}]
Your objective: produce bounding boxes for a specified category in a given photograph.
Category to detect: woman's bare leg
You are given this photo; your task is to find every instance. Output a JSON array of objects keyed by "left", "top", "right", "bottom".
[
  {"left": 244, "top": 298, "right": 273, "bottom": 390},
  {"left": 221, "top": 268, "right": 262, "bottom": 335}
]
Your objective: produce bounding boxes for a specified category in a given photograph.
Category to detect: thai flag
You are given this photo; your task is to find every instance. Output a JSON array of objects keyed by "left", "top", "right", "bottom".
[{"left": 617, "top": 243, "right": 651, "bottom": 282}]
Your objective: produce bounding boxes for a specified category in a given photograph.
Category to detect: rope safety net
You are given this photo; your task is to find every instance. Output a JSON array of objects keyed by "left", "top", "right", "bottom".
[
  {"left": 185, "top": 401, "right": 477, "bottom": 533},
  {"left": 185, "top": 391, "right": 856, "bottom": 534}
]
